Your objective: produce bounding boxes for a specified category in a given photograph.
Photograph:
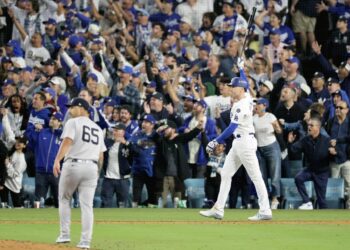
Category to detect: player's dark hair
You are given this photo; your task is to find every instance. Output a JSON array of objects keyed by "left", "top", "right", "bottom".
[
  {"left": 152, "top": 22, "right": 166, "bottom": 33},
  {"left": 120, "top": 105, "right": 133, "bottom": 114},
  {"left": 5, "top": 94, "right": 28, "bottom": 115},
  {"left": 35, "top": 91, "right": 47, "bottom": 102},
  {"left": 219, "top": 76, "right": 231, "bottom": 85},
  {"left": 203, "top": 12, "right": 217, "bottom": 24}
]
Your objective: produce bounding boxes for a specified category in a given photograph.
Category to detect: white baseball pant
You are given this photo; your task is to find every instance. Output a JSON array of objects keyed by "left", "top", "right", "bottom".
[
  {"left": 216, "top": 135, "right": 271, "bottom": 215},
  {"left": 58, "top": 161, "right": 98, "bottom": 245}
]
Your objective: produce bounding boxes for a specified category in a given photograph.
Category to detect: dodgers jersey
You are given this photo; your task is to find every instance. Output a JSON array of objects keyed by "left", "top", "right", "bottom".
[
  {"left": 230, "top": 92, "right": 255, "bottom": 136},
  {"left": 61, "top": 116, "right": 106, "bottom": 161}
]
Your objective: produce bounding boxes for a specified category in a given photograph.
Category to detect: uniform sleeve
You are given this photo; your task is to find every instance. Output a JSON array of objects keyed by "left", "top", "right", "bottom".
[
  {"left": 230, "top": 105, "right": 248, "bottom": 125},
  {"left": 61, "top": 119, "right": 76, "bottom": 141},
  {"left": 100, "top": 130, "right": 107, "bottom": 153}
]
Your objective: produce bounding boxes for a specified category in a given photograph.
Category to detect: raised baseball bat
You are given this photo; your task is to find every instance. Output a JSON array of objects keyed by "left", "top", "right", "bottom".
[{"left": 239, "top": 7, "right": 257, "bottom": 58}]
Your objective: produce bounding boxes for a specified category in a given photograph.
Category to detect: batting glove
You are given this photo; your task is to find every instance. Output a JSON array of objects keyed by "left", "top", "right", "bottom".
[
  {"left": 237, "top": 57, "right": 245, "bottom": 69},
  {"left": 206, "top": 140, "right": 218, "bottom": 155}
]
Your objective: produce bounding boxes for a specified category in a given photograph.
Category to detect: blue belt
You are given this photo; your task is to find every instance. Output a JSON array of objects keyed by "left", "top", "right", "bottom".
[{"left": 234, "top": 133, "right": 254, "bottom": 139}]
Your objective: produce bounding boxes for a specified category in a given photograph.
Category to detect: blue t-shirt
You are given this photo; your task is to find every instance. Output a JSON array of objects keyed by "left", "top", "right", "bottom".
[
  {"left": 263, "top": 23, "right": 295, "bottom": 45},
  {"left": 149, "top": 12, "right": 181, "bottom": 30}
]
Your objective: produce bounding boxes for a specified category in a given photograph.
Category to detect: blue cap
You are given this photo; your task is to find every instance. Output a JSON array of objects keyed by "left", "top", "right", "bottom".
[
  {"left": 313, "top": 72, "right": 324, "bottom": 79},
  {"left": 256, "top": 98, "right": 269, "bottom": 108},
  {"left": 87, "top": 72, "right": 98, "bottom": 82},
  {"left": 327, "top": 77, "right": 340, "bottom": 84},
  {"left": 338, "top": 15, "right": 347, "bottom": 22},
  {"left": 222, "top": 0, "right": 235, "bottom": 7},
  {"left": 199, "top": 43, "right": 211, "bottom": 53},
  {"left": 143, "top": 114, "right": 156, "bottom": 124},
  {"left": 132, "top": 71, "right": 141, "bottom": 77},
  {"left": 269, "top": 28, "right": 281, "bottom": 36},
  {"left": 167, "top": 28, "right": 179, "bottom": 36},
  {"left": 286, "top": 56, "right": 300, "bottom": 66},
  {"left": 120, "top": 65, "right": 133, "bottom": 74},
  {"left": 92, "top": 39, "right": 103, "bottom": 45},
  {"left": 3, "top": 79, "right": 14, "bottom": 87},
  {"left": 43, "top": 87, "right": 56, "bottom": 97},
  {"left": 105, "top": 99, "right": 117, "bottom": 107},
  {"left": 52, "top": 111, "right": 64, "bottom": 121},
  {"left": 149, "top": 80, "right": 157, "bottom": 88},
  {"left": 228, "top": 77, "right": 248, "bottom": 88},
  {"left": 59, "top": 0, "right": 68, "bottom": 5},
  {"left": 59, "top": 30, "right": 71, "bottom": 40},
  {"left": 1, "top": 56, "right": 11, "bottom": 63},
  {"left": 195, "top": 99, "right": 208, "bottom": 109},
  {"left": 69, "top": 35, "right": 83, "bottom": 48},
  {"left": 6, "top": 39, "right": 19, "bottom": 47},
  {"left": 43, "top": 18, "right": 57, "bottom": 25},
  {"left": 83, "top": 6, "right": 92, "bottom": 12},
  {"left": 22, "top": 66, "right": 33, "bottom": 72}
]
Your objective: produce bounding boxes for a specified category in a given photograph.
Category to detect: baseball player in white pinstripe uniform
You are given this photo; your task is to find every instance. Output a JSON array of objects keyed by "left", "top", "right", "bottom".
[{"left": 53, "top": 98, "right": 106, "bottom": 249}]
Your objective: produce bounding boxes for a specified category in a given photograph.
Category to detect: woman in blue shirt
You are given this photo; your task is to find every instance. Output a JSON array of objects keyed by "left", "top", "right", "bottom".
[{"left": 255, "top": 9, "right": 295, "bottom": 46}]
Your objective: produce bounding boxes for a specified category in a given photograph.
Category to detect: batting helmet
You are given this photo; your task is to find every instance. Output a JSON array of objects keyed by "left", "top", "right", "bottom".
[{"left": 228, "top": 77, "right": 248, "bottom": 89}]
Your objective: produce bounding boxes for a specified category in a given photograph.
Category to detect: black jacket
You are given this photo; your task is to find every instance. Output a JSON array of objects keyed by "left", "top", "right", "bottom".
[
  {"left": 103, "top": 139, "right": 133, "bottom": 178},
  {"left": 289, "top": 134, "right": 331, "bottom": 173},
  {"left": 0, "top": 140, "right": 8, "bottom": 186},
  {"left": 154, "top": 128, "right": 202, "bottom": 180}
]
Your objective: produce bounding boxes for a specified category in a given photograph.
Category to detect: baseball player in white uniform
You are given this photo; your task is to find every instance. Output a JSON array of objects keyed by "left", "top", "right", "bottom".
[
  {"left": 53, "top": 98, "right": 106, "bottom": 249},
  {"left": 200, "top": 60, "right": 272, "bottom": 221}
]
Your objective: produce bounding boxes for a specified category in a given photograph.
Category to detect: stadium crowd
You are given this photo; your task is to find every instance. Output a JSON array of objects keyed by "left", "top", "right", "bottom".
[{"left": 0, "top": 0, "right": 350, "bottom": 210}]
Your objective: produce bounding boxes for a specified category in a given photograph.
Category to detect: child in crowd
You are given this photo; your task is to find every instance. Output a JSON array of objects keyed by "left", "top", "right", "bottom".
[
  {"left": 0, "top": 136, "right": 27, "bottom": 208},
  {"left": 203, "top": 143, "right": 226, "bottom": 208}
]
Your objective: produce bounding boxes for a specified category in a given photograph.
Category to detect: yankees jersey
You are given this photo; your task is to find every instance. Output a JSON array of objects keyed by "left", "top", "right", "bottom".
[
  {"left": 62, "top": 116, "right": 106, "bottom": 162},
  {"left": 230, "top": 93, "right": 255, "bottom": 136}
]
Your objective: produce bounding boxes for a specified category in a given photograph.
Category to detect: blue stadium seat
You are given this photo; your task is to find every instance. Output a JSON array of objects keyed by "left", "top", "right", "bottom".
[
  {"left": 22, "top": 176, "right": 36, "bottom": 205},
  {"left": 325, "top": 178, "right": 345, "bottom": 209},
  {"left": 288, "top": 160, "right": 303, "bottom": 178},
  {"left": 184, "top": 178, "right": 205, "bottom": 208},
  {"left": 280, "top": 178, "right": 313, "bottom": 209}
]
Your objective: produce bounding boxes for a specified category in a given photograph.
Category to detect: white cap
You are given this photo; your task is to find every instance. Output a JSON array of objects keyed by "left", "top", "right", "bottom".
[
  {"left": 49, "top": 76, "right": 66, "bottom": 93},
  {"left": 11, "top": 57, "right": 26, "bottom": 68},
  {"left": 88, "top": 23, "right": 100, "bottom": 35},
  {"left": 262, "top": 80, "right": 274, "bottom": 91},
  {"left": 180, "top": 16, "right": 192, "bottom": 26},
  {"left": 300, "top": 83, "right": 311, "bottom": 95}
]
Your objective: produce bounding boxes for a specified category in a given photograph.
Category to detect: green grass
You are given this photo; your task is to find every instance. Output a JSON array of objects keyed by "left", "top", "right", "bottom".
[{"left": 0, "top": 209, "right": 350, "bottom": 250}]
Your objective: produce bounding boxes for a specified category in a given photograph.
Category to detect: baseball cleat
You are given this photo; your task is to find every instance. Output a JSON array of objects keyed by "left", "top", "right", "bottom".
[
  {"left": 298, "top": 202, "right": 313, "bottom": 210},
  {"left": 199, "top": 207, "right": 224, "bottom": 220},
  {"left": 77, "top": 241, "right": 90, "bottom": 249},
  {"left": 55, "top": 235, "right": 71, "bottom": 243},
  {"left": 248, "top": 213, "right": 272, "bottom": 221}
]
